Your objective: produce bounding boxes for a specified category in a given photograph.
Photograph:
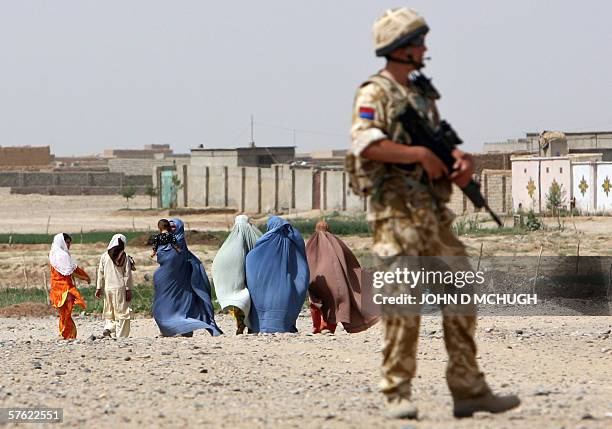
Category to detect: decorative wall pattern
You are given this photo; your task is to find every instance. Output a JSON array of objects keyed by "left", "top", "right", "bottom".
[{"left": 512, "top": 158, "right": 612, "bottom": 214}]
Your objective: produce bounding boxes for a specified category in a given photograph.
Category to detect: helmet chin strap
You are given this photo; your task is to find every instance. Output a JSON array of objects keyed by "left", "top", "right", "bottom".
[{"left": 387, "top": 53, "right": 427, "bottom": 69}]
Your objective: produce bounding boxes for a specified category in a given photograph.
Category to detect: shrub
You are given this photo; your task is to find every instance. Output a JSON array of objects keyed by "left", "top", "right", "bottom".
[
  {"left": 144, "top": 185, "right": 158, "bottom": 209},
  {"left": 120, "top": 186, "right": 136, "bottom": 209},
  {"left": 545, "top": 181, "right": 567, "bottom": 217},
  {"left": 525, "top": 211, "right": 544, "bottom": 231}
]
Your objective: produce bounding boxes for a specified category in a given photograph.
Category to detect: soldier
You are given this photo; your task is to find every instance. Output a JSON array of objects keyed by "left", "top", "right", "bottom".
[{"left": 346, "top": 7, "right": 520, "bottom": 419}]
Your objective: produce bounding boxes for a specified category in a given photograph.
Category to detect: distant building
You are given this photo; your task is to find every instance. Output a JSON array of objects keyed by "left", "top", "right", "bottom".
[
  {"left": 54, "top": 155, "right": 108, "bottom": 171},
  {"left": 190, "top": 146, "right": 295, "bottom": 168},
  {"left": 295, "top": 149, "right": 346, "bottom": 167},
  {"left": 0, "top": 145, "right": 54, "bottom": 170},
  {"left": 156, "top": 146, "right": 301, "bottom": 209},
  {"left": 512, "top": 151, "right": 612, "bottom": 214},
  {"left": 144, "top": 144, "right": 172, "bottom": 152},
  {"left": 103, "top": 144, "right": 173, "bottom": 159},
  {"left": 484, "top": 131, "right": 612, "bottom": 161},
  {"left": 0, "top": 144, "right": 156, "bottom": 195},
  {"left": 104, "top": 144, "right": 187, "bottom": 176}
]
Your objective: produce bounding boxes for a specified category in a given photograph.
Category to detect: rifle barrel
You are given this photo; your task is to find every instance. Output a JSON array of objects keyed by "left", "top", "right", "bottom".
[{"left": 484, "top": 204, "right": 503, "bottom": 227}]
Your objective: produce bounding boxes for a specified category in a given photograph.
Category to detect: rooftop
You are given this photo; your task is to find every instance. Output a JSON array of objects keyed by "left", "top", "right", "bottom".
[{"left": 191, "top": 145, "right": 295, "bottom": 152}]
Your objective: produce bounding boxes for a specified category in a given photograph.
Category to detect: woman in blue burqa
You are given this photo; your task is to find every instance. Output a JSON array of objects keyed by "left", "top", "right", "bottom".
[
  {"left": 152, "top": 218, "right": 222, "bottom": 337},
  {"left": 246, "top": 216, "right": 309, "bottom": 333}
]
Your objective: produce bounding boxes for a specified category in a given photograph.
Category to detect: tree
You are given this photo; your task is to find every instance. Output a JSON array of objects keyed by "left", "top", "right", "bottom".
[
  {"left": 545, "top": 180, "right": 566, "bottom": 229},
  {"left": 144, "top": 185, "right": 158, "bottom": 209},
  {"left": 170, "top": 176, "right": 184, "bottom": 209},
  {"left": 120, "top": 186, "right": 136, "bottom": 209}
]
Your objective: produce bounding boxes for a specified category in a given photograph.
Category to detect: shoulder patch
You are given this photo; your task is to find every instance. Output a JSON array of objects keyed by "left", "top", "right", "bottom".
[{"left": 359, "top": 107, "right": 375, "bottom": 120}]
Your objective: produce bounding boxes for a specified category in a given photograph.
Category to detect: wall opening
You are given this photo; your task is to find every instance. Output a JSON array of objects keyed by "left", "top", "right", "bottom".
[
  {"left": 312, "top": 171, "right": 321, "bottom": 210},
  {"left": 257, "top": 168, "right": 261, "bottom": 213},
  {"left": 322, "top": 172, "right": 328, "bottom": 210},
  {"left": 342, "top": 172, "right": 347, "bottom": 211},
  {"left": 223, "top": 166, "right": 228, "bottom": 207},
  {"left": 274, "top": 165, "right": 279, "bottom": 212},
  {"left": 291, "top": 169, "right": 295, "bottom": 209},
  {"left": 241, "top": 167, "right": 246, "bottom": 212},
  {"left": 182, "top": 165, "right": 188, "bottom": 207},
  {"left": 205, "top": 167, "right": 209, "bottom": 207}
]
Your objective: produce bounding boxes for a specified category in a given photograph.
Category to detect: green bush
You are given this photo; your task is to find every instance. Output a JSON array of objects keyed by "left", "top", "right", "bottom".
[
  {"left": 525, "top": 211, "right": 544, "bottom": 231},
  {"left": 0, "top": 284, "right": 221, "bottom": 315},
  {"left": 454, "top": 217, "right": 482, "bottom": 235}
]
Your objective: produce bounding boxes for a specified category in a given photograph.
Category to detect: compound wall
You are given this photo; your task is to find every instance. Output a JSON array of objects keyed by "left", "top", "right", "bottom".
[
  {"left": 0, "top": 171, "right": 151, "bottom": 195},
  {"left": 182, "top": 164, "right": 367, "bottom": 215}
]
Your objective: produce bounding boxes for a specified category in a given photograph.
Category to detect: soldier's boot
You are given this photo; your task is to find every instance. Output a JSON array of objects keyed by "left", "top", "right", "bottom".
[
  {"left": 385, "top": 397, "right": 418, "bottom": 420},
  {"left": 453, "top": 391, "right": 520, "bottom": 418}
]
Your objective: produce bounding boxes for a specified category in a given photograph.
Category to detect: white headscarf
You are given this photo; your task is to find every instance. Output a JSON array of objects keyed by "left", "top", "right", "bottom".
[
  {"left": 49, "top": 233, "right": 78, "bottom": 276},
  {"left": 107, "top": 234, "right": 127, "bottom": 250},
  {"left": 235, "top": 214, "right": 249, "bottom": 225}
]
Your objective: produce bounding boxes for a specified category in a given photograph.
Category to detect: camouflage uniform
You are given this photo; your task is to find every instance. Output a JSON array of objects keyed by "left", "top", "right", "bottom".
[{"left": 347, "top": 73, "right": 489, "bottom": 401}]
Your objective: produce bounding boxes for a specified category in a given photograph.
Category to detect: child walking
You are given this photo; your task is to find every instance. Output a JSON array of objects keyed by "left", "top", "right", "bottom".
[
  {"left": 49, "top": 233, "right": 90, "bottom": 339},
  {"left": 96, "top": 234, "right": 134, "bottom": 338}
]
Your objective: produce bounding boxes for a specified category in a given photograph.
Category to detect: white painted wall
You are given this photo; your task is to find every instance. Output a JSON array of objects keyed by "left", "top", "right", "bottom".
[
  {"left": 540, "top": 159, "right": 571, "bottom": 211},
  {"left": 512, "top": 159, "right": 540, "bottom": 212},
  {"left": 187, "top": 165, "right": 207, "bottom": 207},
  {"left": 571, "top": 163, "right": 596, "bottom": 213},
  {"left": 325, "top": 170, "right": 345, "bottom": 211},
  {"left": 595, "top": 163, "right": 612, "bottom": 213},
  {"left": 293, "top": 169, "right": 313, "bottom": 212},
  {"left": 260, "top": 168, "right": 276, "bottom": 213}
]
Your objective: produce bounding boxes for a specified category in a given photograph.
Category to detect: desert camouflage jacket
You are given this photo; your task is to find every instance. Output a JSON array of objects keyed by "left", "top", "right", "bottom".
[{"left": 346, "top": 72, "right": 452, "bottom": 221}]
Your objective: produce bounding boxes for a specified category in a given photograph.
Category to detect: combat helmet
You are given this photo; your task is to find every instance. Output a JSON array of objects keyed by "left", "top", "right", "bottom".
[{"left": 373, "top": 7, "right": 429, "bottom": 57}]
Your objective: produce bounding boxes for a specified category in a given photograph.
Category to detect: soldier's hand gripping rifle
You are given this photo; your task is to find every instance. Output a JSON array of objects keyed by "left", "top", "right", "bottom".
[{"left": 396, "top": 73, "right": 503, "bottom": 227}]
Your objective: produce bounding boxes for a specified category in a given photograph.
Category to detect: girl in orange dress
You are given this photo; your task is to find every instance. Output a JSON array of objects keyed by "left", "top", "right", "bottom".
[{"left": 49, "top": 233, "right": 91, "bottom": 339}]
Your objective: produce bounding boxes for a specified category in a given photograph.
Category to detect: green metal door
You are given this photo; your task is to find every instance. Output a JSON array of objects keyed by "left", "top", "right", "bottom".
[{"left": 161, "top": 170, "right": 174, "bottom": 208}]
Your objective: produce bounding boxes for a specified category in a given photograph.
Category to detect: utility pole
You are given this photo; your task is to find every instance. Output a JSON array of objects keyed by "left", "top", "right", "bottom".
[{"left": 249, "top": 114, "right": 255, "bottom": 148}]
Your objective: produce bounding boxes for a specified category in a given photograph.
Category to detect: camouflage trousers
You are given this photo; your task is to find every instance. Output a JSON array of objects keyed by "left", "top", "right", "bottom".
[{"left": 372, "top": 212, "right": 490, "bottom": 401}]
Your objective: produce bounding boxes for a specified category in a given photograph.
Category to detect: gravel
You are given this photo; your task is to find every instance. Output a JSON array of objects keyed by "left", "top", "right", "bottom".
[{"left": 0, "top": 314, "right": 610, "bottom": 428}]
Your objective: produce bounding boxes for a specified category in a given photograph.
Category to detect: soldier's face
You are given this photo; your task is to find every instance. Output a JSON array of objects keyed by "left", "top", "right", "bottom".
[
  {"left": 391, "top": 39, "right": 428, "bottom": 69},
  {"left": 405, "top": 43, "right": 427, "bottom": 64}
]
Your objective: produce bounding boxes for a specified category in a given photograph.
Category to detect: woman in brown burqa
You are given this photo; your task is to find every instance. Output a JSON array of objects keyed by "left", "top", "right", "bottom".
[{"left": 306, "top": 220, "right": 379, "bottom": 334}]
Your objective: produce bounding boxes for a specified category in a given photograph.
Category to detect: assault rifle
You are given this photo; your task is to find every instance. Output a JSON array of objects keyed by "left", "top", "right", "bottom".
[{"left": 395, "top": 72, "right": 503, "bottom": 227}]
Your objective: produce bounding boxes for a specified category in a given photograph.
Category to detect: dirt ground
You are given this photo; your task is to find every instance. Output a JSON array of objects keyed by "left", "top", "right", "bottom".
[
  {"left": 0, "top": 302, "right": 55, "bottom": 318},
  {"left": 1, "top": 195, "right": 611, "bottom": 428},
  {"left": 0, "top": 194, "right": 306, "bottom": 234},
  {"left": 0, "top": 314, "right": 610, "bottom": 429}
]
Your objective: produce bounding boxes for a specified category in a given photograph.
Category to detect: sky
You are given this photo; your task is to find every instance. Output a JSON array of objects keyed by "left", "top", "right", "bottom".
[{"left": 0, "top": 0, "right": 611, "bottom": 156}]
